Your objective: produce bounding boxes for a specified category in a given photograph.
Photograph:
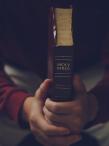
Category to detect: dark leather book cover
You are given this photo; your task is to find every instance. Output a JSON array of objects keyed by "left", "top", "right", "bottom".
[{"left": 48, "top": 6, "right": 74, "bottom": 101}]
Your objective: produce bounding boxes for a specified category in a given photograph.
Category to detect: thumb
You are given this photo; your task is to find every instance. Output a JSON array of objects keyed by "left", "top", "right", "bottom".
[
  {"left": 73, "top": 75, "right": 86, "bottom": 95},
  {"left": 35, "top": 79, "right": 52, "bottom": 101}
]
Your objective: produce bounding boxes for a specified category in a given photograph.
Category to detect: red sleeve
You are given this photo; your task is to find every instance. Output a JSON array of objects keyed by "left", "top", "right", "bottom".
[
  {"left": 90, "top": 35, "right": 109, "bottom": 125},
  {"left": 0, "top": 62, "right": 31, "bottom": 121}
]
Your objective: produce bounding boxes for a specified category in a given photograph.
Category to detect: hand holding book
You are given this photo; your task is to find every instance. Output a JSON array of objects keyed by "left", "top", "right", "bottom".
[{"left": 47, "top": 2, "right": 98, "bottom": 145}]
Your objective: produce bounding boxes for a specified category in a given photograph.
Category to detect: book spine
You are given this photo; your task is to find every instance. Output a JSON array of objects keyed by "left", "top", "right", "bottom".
[
  {"left": 48, "top": 6, "right": 74, "bottom": 101},
  {"left": 52, "top": 46, "right": 73, "bottom": 101}
]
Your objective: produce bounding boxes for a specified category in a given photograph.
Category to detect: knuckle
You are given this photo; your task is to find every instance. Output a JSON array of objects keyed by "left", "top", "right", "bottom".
[
  {"left": 43, "top": 108, "right": 54, "bottom": 121},
  {"left": 52, "top": 103, "right": 59, "bottom": 113},
  {"left": 45, "top": 100, "right": 58, "bottom": 112}
]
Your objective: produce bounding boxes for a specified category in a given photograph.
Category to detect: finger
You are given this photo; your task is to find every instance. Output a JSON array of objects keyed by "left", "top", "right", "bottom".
[
  {"left": 35, "top": 79, "right": 52, "bottom": 100},
  {"left": 43, "top": 106, "right": 83, "bottom": 133},
  {"left": 30, "top": 114, "right": 70, "bottom": 136},
  {"left": 40, "top": 120, "right": 70, "bottom": 136},
  {"left": 43, "top": 106, "right": 69, "bottom": 124},
  {"left": 45, "top": 98, "right": 78, "bottom": 114},
  {"left": 73, "top": 75, "right": 86, "bottom": 95}
]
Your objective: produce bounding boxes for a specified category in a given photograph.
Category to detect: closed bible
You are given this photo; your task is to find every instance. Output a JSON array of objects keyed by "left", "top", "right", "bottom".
[{"left": 48, "top": 3, "right": 74, "bottom": 101}]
